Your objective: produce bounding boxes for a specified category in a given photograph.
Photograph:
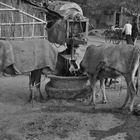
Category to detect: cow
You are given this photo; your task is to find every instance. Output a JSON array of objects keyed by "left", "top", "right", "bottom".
[
  {"left": 0, "top": 8, "right": 67, "bottom": 104},
  {"left": 80, "top": 43, "right": 140, "bottom": 112},
  {"left": 0, "top": 39, "right": 58, "bottom": 103},
  {"left": 0, "top": 8, "right": 82, "bottom": 104},
  {"left": 0, "top": 0, "right": 87, "bottom": 104}
]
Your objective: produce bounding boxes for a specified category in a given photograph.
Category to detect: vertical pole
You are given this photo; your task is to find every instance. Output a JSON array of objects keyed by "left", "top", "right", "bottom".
[
  {"left": 85, "top": 18, "right": 89, "bottom": 38},
  {"left": 20, "top": 13, "right": 24, "bottom": 39},
  {"left": 32, "top": 14, "right": 35, "bottom": 38},
  {"left": 11, "top": 11, "right": 14, "bottom": 39},
  {"left": 0, "top": 26, "right": 1, "bottom": 38},
  {"left": 67, "top": 20, "right": 69, "bottom": 38},
  {"left": 43, "top": 13, "right": 47, "bottom": 39},
  {"left": 71, "top": 21, "right": 75, "bottom": 60}
]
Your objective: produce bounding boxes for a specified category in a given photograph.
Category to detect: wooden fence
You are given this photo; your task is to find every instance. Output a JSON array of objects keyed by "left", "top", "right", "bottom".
[{"left": 0, "top": 2, "right": 47, "bottom": 40}]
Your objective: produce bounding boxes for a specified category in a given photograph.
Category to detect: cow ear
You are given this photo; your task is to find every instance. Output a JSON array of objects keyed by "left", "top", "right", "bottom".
[{"left": 44, "top": 6, "right": 63, "bottom": 20}]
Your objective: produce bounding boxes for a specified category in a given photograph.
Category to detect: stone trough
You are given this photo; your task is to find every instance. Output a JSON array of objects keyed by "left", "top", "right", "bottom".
[{"left": 45, "top": 75, "right": 91, "bottom": 99}]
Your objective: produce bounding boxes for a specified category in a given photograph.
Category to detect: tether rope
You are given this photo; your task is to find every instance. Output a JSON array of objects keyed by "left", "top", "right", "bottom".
[{"left": 29, "top": 76, "right": 47, "bottom": 90}]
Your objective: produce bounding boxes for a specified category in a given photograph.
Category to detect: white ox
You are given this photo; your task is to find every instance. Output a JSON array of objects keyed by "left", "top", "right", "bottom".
[{"left": 80, "top": 43, "right": 140, "bottom": 112}]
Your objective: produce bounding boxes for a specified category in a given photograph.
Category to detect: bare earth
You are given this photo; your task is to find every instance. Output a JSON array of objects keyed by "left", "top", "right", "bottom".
[{"left": 0, "top": 35, "right": 140, "bottom": 140}]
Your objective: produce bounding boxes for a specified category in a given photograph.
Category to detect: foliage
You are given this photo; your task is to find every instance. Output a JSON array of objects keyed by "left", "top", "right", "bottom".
[{"left": 62, "top": 0, "right": 140, "bottom": 13}]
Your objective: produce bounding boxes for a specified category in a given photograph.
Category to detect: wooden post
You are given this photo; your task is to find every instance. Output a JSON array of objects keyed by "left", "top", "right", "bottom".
[
  {"left": 85, "top": 18, "right": 89, "bottom": 38},
  {"left": 20, "top": 13, "right": 24, "bottom": 39},
  {"left": 43, "top": 13, "right": 47, "bottom": 39},
  {"left": 11, "top": 12, "right": 15, "bottom": 39},
  {"left": 32, "top": 14, "right": 35, "bottom": 38},
  {"left": 0, "top": 26, "right": 1, "bottom": 38}
]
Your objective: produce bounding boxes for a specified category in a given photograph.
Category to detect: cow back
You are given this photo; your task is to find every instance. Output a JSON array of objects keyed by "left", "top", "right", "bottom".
[
  {"left": 81, "top": 44, "right": 137, "bottom": 75},
  {"left": 0, "top": 39, "right": 58, "bottom": 73}
]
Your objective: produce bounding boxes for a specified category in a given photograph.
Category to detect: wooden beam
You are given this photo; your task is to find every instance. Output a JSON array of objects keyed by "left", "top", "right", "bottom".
[
  {"left": 0, "top": 22, "right": 46, "bottom": 26},
  {"left": 0, "top": 36, "right": 47, "bottom": 40}
]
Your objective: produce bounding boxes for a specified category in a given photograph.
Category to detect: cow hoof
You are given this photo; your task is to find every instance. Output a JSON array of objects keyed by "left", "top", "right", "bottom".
[
  {"left": 95, "top": 93, "right": 100, "bottom": 98},
  {"left": 102, "top": 100, "right": 107, "bottom": 104}
]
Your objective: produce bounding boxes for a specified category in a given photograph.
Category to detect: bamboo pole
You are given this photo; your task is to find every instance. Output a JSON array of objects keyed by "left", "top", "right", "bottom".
[
  {"left": 0, "top": 22, "right": 46, "bottom": 26},
  {"left": 0, "top": 9, "right": 17, "bottom": 11},
  {"left": 43, "top": 13, "right": 47, "bottom": 38},
  {"left": 18, "top": 9, "right": 47, "bottom": 23},
  {"left": 32, "top": 14, "right": 35, "bottom": 37},
  {"left": 0, "top": 2, "right": 15, "bottom": 9},
  {"left": 11, "top": 11, "right": 15, "bottom": 38},
  {"left": 0, "top": 26, "right": 1, "bottom": 37},
  {"left": 0, "top": 36, "right": 47, "bottom": 39},
  {"left": 20, "top": 12, "right": 24, "bottom": 38}
]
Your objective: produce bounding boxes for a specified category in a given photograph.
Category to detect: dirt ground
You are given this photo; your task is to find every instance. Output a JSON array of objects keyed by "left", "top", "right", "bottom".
[{"left": 0, "top": 35, "right": 140, "bottom": 140}]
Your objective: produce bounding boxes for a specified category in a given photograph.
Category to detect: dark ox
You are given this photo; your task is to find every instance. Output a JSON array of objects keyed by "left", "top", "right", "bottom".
[
  {"left": 80, "top": 44, "right": 140, "bottom": 112},
  {"left": 0, "top": 39, "right": 58, "bottom": 102},
  {"left": 0, "top": 16, "right": 72, "bottom": 103}
]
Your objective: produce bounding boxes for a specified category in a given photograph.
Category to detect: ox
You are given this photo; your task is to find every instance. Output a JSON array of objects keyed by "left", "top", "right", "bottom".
[
  {"left": 0, "top": 12, "right": 68, "bottom": 104},
  {"left": 0, "top": 8, "right": 81, "bottom": 104},
  {"left": 80, "top": 43, "right": 140, "bottom": 112},
  {"left": 0, "top": 39, "right": 58, "bottom": 103}
]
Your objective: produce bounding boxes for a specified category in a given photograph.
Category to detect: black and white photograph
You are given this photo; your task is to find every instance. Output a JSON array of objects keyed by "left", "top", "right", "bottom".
[{"left": 0, "top": 0, "right": 140, "bottom": 140}]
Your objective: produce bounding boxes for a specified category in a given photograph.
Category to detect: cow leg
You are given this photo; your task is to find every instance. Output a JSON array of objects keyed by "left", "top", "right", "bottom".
[
  {"left": 121, "top": 83, "right": 130, "bottom": 109},
  {"left": 127, "top": 80, "right": 136, "bottom": 112},
  {"left": 29, "top": 73, "right": 35, "bottom": 104},
  {"left": 123, "top": 75, "right": 137, "bottom": 112},
  {"left": 34, "top": 70, "right": 44, "bottom": 102},
  {"left": 100, "top": 79, "right": 107, "bottom": 104},
  {"left": 88, "top": 75, "right": 97, "bottom": 106},
  {"left": 127, "top": 61, "right": 139, "bottom": 112},
  {"left": 129, "top": 78, "right": 137, "bottom": 112},
  {"left": 128, "top": 56, "right": 139, "bottom": 112},
  {"left": 29, "top": 70, "right": 44, "bottom": 103}
]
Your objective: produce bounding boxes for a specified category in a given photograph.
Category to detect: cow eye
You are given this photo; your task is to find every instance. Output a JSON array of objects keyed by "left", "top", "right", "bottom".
[{"left": 46, "top": 21, "right": 55, "bottom": 29}]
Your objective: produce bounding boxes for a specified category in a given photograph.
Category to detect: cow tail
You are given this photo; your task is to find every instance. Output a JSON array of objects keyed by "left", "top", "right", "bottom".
[{"left": 136, "top": 65, "right": 140, "bottom": 95}]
